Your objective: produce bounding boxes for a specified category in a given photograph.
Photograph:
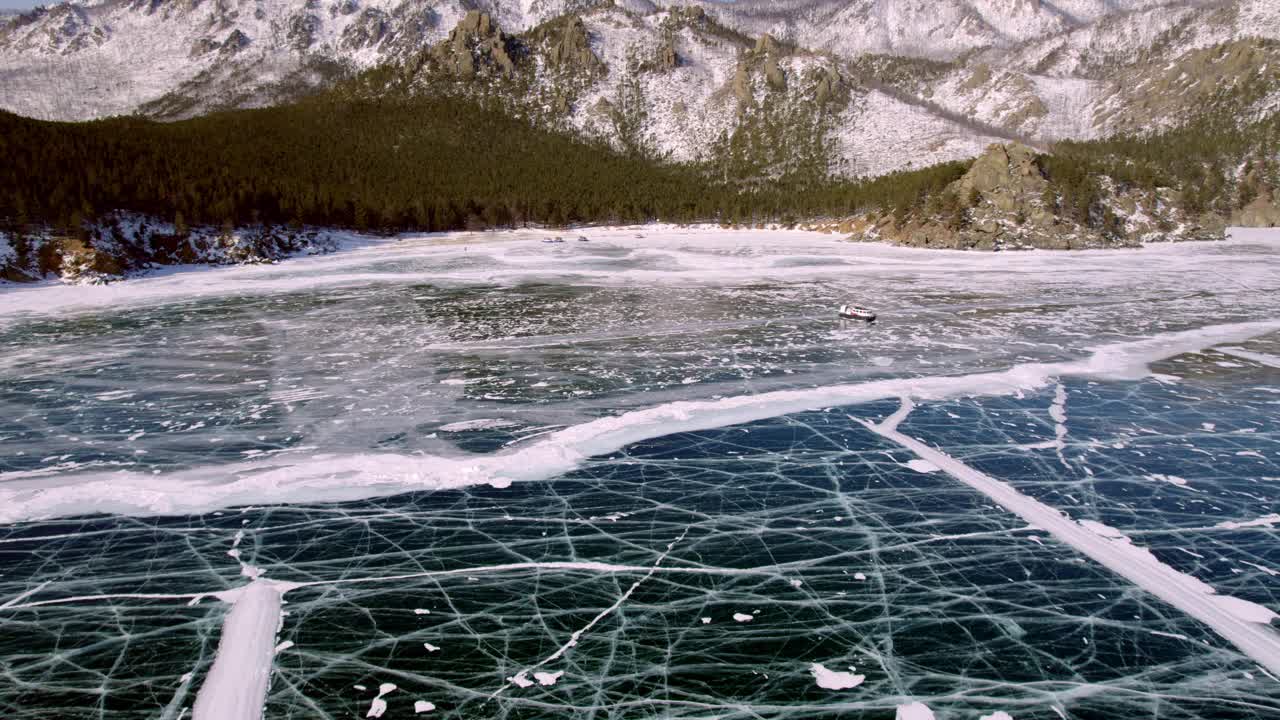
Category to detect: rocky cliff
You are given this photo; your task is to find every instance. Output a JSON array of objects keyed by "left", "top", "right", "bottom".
[{"left": 817, "top": 143, "right": 1234, "bottom": 250}]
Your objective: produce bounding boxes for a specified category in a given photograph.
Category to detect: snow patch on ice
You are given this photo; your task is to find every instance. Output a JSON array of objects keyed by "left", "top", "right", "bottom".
[
  {"left": 809, "top": 662, "right": 865, "bottom": 689},
  {"left": 896, "top": 702, "right": 936, "bottom": 720},
  {"left": 191, "top": 581, "right": 285, "bottom": 720},
  {"left": 1216, "top": 514, "right": 1280, "bottom": 530},
  {"left": 366, "top": 683, "right": 396, "bottom": 718},
  {"left": 533, "top": 670, "right": 564, "bottom": 686},
  {"left": 905, "top": 459, "right": 940, "bottom": 474}
]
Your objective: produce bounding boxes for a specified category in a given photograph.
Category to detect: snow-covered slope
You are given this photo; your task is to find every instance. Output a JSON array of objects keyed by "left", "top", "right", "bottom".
[
  {"left": 655, "top": 0, "right": 1223, "bottom": 61},
  {"left": 0, "top": 0, "right": 588, "bottom": 120},
  {"left": 2, "top": 0, "right": 1278, "bottom": 177}
]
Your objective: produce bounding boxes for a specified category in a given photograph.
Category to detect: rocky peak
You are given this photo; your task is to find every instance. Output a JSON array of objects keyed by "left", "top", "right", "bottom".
[
  {"left": 429, "top": 10, "right": 517, "bottom": 79},
  {"left": 842, "top": 143, "right": 1222, "bottom": 250},
  {"left": 955, "top": 142, "right": 1046, "bottom": 211},
  {"left": 814, "top": 66, "right": 842, "bottom": 104},
  {"left": 752, "top": 33, "right": 778, "bottom": 56},
  {"left": 731, "top": 32, "right": 791, "bottom": 106},
  {"left": 542, "top": 15, "right": 602, "bottom": 74},
  {"left": 458, "top": 9, "right": 493, "bottom": 36}
]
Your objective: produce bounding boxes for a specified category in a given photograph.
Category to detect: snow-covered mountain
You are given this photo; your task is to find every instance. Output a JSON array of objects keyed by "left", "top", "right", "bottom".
[{"left": 2, "top": 0, "right": 1278, "bottom": 177}]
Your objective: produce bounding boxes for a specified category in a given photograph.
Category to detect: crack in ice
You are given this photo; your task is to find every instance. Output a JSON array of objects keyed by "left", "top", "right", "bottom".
[
  {"left": 492, "top": 529, "right": 690, "bottom": 699},
  {"left": 858, "top": 398, "right": 1280, "bottom": 676}
]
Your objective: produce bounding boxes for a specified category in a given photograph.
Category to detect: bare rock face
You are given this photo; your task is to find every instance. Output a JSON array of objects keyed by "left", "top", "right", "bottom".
[
  {"left": 429, "top": 11, "right": 517, "bottom": 79},
  {"left": 543, "top": 15, "right": 602, "bottom": 74},
  {"left": 32, "top": 236, "right": 123, "bottom": 279},
  {"left": 1234, "top": 191, "right": 1280, "bottom": 227},
  {"left": 764, "top": 53, "right": 786, "bottom": 91},
  {"left": 658, "top": 39, "right": 678, "bottom": 70},
  {"left": 286, "top": 13, "right": 321, "bottom": 51},
  {"left": 814, "top": 66, "right": 842, "bottom": 104},
  {"left": 732, "top": 62, "right": 753, "bottom": 105},
  {"left": 731, "top": 33, "right": 787, "bottom": 104},
  {"left": 753, "top": 34, "right": 786, "bottom": 91},
  {"left": 753, "top": 33, "right": 778, "bottom": 56},
  {"left": 955, "top": 142, "right": 1047, "bottom": 214},
  {"left": 221, "top": 29, "right": 250, "bottom": 55}
]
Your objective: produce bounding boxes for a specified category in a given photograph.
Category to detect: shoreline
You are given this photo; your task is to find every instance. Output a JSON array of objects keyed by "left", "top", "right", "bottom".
[
  {"left": 3, "top": 222, "right": 1272, "bottom": 291},
  {"left": 2, "top": 225, "right": 1276, "bottom": 328}
]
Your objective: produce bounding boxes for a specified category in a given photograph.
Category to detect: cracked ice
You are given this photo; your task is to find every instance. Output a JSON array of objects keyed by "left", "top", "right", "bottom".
[{"left": 1, "top": 227, "right": 1280, "bottom": 719}]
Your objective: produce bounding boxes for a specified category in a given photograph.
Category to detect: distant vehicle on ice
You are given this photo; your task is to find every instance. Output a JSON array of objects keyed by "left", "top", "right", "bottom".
[{"left": 838, "top": 304, "right": 876, "bottom": 322}]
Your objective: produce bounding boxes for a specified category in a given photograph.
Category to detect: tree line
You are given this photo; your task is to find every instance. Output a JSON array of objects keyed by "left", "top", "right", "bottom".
[
  {"left": 1, "top": 89, "right": 1274, "bottom": 240},
  {"left": 0, "top": 93, "right": 970, "bottom": 236}
]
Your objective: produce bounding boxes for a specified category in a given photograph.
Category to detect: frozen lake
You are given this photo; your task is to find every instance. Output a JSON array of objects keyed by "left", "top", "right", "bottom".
[{"left": 1, "top": 227, "right": 1279, "bottom": 719}]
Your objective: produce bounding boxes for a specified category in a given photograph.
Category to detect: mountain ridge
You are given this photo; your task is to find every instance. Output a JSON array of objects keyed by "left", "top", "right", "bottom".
[{"left": 3, "top": 0, "right": 1279, "bottom": 180}]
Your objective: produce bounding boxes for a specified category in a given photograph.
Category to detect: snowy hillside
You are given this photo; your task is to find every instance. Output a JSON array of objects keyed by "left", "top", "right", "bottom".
[
  {"left": 0, "top": 0, "right": 582, "bottom": 120},
  {"left": 2, "top": 0, "right": 1279, "bottom": 177}
]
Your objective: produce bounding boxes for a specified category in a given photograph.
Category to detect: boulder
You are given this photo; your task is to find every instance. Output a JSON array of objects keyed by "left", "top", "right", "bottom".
[{"left": 189, "top": 36, "right": 220, "bottom": 58}]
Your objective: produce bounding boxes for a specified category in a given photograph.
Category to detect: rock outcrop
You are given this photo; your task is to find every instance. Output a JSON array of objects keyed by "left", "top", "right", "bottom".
[
  {"left": 0, "top": 215, "right": 342, "bottom": 284},
  {"left": 837, "top": 143, "right": 1224, "bottom": 250},
  {"left": 541, "top": 15, "right": 602, "bottom": 74},
  {"left": 1234, "top": 191, "right": 1280, "bottom": 227},
  {"left": 658, "top": 38, "right": 678, "bottom": 70},
  {"left": 428, "top": 11, "right": 518, "bottom": 79},
  {"left": 732, "top": 33, "right": 789, "bottom": 107},
  {"left": 814, "top": 66, "right": 842, "bottom": 104}
]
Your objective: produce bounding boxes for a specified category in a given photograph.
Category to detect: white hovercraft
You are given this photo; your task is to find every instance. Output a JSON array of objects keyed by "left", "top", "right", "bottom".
[{"left": 837, "top": 304, "right": 876, "bottom": 322}]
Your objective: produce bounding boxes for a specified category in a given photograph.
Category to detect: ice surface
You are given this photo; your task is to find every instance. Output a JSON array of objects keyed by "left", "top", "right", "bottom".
[{"left": 1, "top": 227, "right": 1279, "bottom": 718}]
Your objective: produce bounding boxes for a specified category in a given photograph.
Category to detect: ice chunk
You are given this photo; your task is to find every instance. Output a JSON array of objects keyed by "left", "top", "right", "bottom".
[
  {"left": 809, "top": 663, "right": 865, "bottom": 689},
  {"left": 534, "top": 670, "right": 564, "bottom": 686}
]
